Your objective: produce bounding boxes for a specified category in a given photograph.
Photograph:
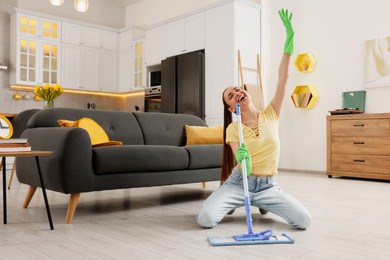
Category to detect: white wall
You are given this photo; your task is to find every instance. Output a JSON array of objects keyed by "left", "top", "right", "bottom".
[
  {"left": 125, "top": 0, "right": 221, "bottom": 27},
  {"left": 268, "top": 0, "right": 390, "bottom": 172}
]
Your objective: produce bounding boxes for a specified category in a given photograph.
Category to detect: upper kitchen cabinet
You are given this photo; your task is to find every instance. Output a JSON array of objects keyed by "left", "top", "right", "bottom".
[
  {"left": 100, "top": 30, "right": 118, "bottom": 51},
  {"left": 61, "top": 22, "right": 118, "bottom": 91},
  {"left": 145, "top": 25, "right": 166, "bottom": 66},
  {"left": 62, "top": 22, "right": 118, "bottom": 50},
  {"left": 16, "top": 13, "right": 61, "bottom": 41},
  {"left": 118, "top": 28, "right": 145, "bottom": 92},
  {"left": 166, "top": 12, "right": 204, "bottom": 57},
  {"left": 10, "top": 12, "right": 61, "bottom": 86},
  {"left": 119, "top": 29, "right": 133, "bottom": 51}
]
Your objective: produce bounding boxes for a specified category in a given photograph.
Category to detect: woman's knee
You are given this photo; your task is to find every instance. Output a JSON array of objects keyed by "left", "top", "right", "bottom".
[
  {"left": 196, "top": 210, "right": 217, "bottom": 228},
  {"left": 293, "top": 211, "right": 312, "bottom": 230}
]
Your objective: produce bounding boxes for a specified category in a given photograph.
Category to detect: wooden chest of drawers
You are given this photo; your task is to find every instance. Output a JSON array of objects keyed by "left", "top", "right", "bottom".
[{"left": 327, "top": 113, "right": 390, "bottom": 180}]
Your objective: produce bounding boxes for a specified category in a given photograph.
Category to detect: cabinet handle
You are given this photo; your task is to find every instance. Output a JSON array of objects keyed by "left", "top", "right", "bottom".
[
  {"left": 353, "top": 123, "right": 365, "bottom": 127},
  {"left": 353, "top": 141, "right": 365, "bottom": 144},
  {"left": 353, "top": 159, "right": 365, "bottom": 163}
]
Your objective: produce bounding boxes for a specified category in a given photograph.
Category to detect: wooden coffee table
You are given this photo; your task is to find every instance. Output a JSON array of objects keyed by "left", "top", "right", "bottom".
[{"left": 1, "top": 151, "right": 54, "bottom": 230}]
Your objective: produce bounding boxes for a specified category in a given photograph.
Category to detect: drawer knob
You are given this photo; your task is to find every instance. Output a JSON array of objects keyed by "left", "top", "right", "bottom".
[
  {"left": 353, "top": 159, "right": 365, "bottom": 163},
  {"left": 353, "top": 124, "right": 365, "bottom": 127},
  {"left": 353, "top": 141, "right": 365, "bottom": 144}
]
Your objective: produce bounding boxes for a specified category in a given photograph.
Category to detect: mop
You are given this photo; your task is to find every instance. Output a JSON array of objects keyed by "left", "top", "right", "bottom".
[{"left": 207, "top": 104, "right": 295, "bottom": 246}]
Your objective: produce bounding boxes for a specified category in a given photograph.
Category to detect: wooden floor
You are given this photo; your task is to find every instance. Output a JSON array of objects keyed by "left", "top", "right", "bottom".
[{"left": 1, "top": 170, "right": 390, "bottom": 259}]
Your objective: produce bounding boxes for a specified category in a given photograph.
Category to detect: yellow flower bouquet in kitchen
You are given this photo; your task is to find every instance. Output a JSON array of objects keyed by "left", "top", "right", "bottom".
[{"left": 34, "top": 83, "right": 64, "bottom": 108}]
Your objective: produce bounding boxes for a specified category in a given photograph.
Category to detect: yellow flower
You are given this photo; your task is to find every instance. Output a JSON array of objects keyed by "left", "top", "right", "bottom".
[{"left": 34, "top": 84, "right": 64, "bottom": 101}]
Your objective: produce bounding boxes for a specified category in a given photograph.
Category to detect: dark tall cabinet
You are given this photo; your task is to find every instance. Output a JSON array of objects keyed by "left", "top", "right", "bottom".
[{"left": 161, "top": 50, "right": 205, "bottom": 119}]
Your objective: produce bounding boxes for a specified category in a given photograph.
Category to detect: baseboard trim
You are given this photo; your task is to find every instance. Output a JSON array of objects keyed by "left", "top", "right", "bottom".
[{"left": 278, "top": 168, "right": 326, "bottom": 175}]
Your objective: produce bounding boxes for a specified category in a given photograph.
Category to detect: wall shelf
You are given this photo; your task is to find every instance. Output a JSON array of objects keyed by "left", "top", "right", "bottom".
[
  {"left": 295, "top": 53, "right": 316, "bottom": 72},
  {"left": 291, "top": 85, "right": 318, "bottom": 109}
]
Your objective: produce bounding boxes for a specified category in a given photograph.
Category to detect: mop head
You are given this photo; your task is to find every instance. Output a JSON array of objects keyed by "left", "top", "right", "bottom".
[{"left": 208, "top": 230, "right": 294, "bottom": 246}]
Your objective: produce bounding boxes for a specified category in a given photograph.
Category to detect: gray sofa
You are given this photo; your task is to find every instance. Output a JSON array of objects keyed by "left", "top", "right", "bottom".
[{"left": 16, "top": 108, "right": 222, "bottom": 223}]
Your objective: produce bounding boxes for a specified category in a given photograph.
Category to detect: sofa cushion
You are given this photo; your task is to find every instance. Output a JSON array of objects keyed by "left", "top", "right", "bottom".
[
  {"left": 93, "top": 145, "right": 189, "bottom": 174},
  {"left": 58, "top": 118, "right": 123, "bottom": 147},
  {"left": 185, "top": 125, "right": 224, "bottom": 145},
  {"left": 133, "top": 112, "right": 207, "bottom": 146},
  {"left": 184, "top": 144, "right": 223, "bottom": 169}
]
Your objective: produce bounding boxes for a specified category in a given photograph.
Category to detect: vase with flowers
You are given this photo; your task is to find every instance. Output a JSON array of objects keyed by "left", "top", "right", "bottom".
[{"left": 34, "top": 83, "right": 64, "bottom": 109}]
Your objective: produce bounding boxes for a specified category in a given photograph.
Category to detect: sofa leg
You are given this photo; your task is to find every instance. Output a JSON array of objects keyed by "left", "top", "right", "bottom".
[
  {"left": 23, "top": 186, "right": 37, "bottom": 208},
  {"left": 66, "top": 193, "right": 80, "bottom": 224},
  {"left": 202, "top": 181, "right": 206, "bottom": 189}
]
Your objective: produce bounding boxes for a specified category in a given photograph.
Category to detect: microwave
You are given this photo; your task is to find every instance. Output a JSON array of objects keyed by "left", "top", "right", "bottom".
[{"left": 149, "top": 70, "right": 161, "bottom": 87}]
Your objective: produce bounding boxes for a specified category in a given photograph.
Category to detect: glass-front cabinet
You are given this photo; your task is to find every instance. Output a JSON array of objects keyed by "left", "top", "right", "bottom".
[
  {"left": 134, "top": 39, "right": 144, "bottom": 88},
  {"left": 17, "top": 38, "right": 59, "bottom": 85},
  {"left": 18, "top": 14, "right": 60, "bottom": 40},
  {"left": 11, "top": 12, "right": 61, "bottom": 86},
  {"left": 118, "top": 32, "right": 145, "bottom": 92}
]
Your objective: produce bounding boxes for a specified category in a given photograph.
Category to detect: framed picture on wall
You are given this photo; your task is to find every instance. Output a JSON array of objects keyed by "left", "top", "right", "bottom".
[{"left": 364, "top": 36, "right": 390, "bottom": 89}]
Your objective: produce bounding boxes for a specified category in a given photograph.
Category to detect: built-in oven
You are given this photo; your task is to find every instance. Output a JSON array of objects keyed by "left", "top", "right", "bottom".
[{"left": 144, "top": 86, "right": 161, "bottom": 112}]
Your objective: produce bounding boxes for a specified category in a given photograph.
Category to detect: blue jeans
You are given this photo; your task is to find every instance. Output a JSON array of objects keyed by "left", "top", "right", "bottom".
[{"left": 197, "top": 167, "right": 311, "bottom": 229}]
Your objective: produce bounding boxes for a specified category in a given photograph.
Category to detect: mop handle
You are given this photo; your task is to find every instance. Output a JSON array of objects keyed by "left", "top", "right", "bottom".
[
  {"left": 236, "top": 104, "right": 254, "bottom": 235},
  {"left": 236, "top": 104, "right": 250, "bottom": 199}
]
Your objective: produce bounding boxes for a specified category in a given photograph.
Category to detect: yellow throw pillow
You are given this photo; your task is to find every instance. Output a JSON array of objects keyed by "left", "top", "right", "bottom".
[
  {"left": 58, "top": 118, "right": 122, "bottom": 147},
  {"left": 57, "top": 119, "right": 77, "bottom": 127},
  {"left": 185, "top": 125, "right": 224, "bottom": 145}
]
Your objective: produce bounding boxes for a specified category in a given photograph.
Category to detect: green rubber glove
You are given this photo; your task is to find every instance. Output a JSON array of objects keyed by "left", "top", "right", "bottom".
[
  {"left": 235, "top": 144, "right": 252, "bottom": 176},
  {"left": 278, "top": 8, "right": 294, "bottom": 55}
]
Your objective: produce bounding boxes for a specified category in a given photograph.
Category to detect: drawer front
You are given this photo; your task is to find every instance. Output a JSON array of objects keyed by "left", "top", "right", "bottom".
[
  {"left": 331, "top": 119, "right": 390, "bottom": 136},
  {"left": 332, "top": 136, "right": 390, "bottom": 155},
  {"left": 331, "top": 154, "right": 390, "bottom": 174}
]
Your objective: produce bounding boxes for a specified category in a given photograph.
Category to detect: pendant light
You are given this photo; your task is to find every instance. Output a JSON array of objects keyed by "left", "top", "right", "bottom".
[
  {"left": 49, "top": 0, "right": 64, "bottom": 6},
  {"left": 74, "top": 0, "right": 89, "bottom": 12}
]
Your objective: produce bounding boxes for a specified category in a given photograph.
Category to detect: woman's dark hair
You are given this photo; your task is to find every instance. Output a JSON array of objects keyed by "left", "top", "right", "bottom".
[{"left": 220, "top": 88, "right": 235, "bottom": 183}]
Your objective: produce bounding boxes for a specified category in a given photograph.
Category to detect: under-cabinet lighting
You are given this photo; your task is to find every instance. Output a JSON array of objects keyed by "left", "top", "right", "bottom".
[{"left": 10, "top": 85, "right": 145, "bottom": 98}]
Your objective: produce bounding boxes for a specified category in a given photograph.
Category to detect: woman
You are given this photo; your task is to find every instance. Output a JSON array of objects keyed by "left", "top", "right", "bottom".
[{"left": 197, "top": 9, "right": 311, "bottom": 230}]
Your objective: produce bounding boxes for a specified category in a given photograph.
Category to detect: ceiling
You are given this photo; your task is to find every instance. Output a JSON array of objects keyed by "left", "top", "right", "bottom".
[{"left": 107, "top": 0, "right": 142, "bottom": 8}]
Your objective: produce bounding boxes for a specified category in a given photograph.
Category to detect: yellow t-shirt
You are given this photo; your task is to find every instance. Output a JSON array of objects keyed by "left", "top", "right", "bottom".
[{"left": 226, "top": 104, "right": 280, "bottom": 176}]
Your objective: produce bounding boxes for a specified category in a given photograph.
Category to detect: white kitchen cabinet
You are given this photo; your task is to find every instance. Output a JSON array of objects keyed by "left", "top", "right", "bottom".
[
  {"left": 145, "top": 25, "right": 166, "bottom": 66},
  {"left": 62, "top": 43, "right": 99, "bottom": 91},
  {"left": 118, "top": 38, "right": 145, "bottom": 92},
  {"left": 62, "top": 22, "right": 100, "bottom": 48},
  {"left": 82, "top": 47, "right": 100, "bottom": 91},
  {"left": 118, "top": 29, "right": 134, "bottom": 92},
  {"left": 61, "top": 43, "right": 81, "bottom": 90},
  {"left": 133, "top": 39, "right": 145, "bottom": 90},
  {"left": 63, "top": 22, "right": 117, "bottom": 51},
  {"left": 100, "top": 49, "right": 117, "bottom": 92},
  {"left": 119, "top": 29, "right": 133, "bottom": 51},
  {"left": 62, "top": 22, "right": 118, "bottom": 91},
  {"left": 204, "top": 1, "right": 260, "bottom": 126},
  {"left": 120, "top": 28, "right": 146, "bottom": 93},
  {"left": 10, "top": 12, "right": 61, "bottom": 86},
  {"left": 16, "top": 13, "right": 61, "bottom": 42},
  {"left": 118, "top": 48, "right": 133, "bottom": 92},
  {"left": 101, "top": 30, "right": 118, "bottom": 51},
  {"left": 166, "top": 12, "right": 204, "bottom": 57}
]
